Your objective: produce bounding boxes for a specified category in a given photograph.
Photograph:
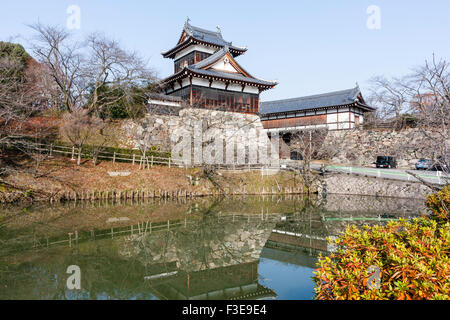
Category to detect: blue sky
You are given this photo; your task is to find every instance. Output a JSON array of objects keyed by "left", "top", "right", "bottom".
[{"left": 1, "top": 0, "right": 449, "bottom": 101}]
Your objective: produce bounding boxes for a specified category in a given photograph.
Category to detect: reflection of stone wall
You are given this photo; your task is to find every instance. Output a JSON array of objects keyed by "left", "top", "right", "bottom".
[
  {"left": 322, "top": 194, "right": 426, "bottom": 215},
  {"left": 120, "top": 216, "right": 276, "bottom": 272}
]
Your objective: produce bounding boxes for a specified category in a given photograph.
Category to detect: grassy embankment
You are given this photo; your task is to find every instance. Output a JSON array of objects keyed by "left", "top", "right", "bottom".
[{"left": 0, "top": 154, "right": 306, "bottom": 203}]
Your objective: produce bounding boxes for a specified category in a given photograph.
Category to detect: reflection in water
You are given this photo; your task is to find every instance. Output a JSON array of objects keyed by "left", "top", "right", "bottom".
[
  {"left": 260, "top": 247, "right": 317, "bottom": 300},
  {"left": 120, "top": 205, "right": 278, "bottom": 300},
  {"left": 0, "top": 195, "right": 425, "bottom": 300}
]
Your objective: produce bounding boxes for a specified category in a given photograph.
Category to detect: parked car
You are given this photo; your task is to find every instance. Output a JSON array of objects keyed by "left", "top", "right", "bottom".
[
  {"left": 415, "top": 158, "right": 449, "bottom": 171},
  {"left": 375, "top": 156, "right": 397, "bottom": 168},
  {"left": 415, "top": 159, "right": 434, "bottom": 170}
]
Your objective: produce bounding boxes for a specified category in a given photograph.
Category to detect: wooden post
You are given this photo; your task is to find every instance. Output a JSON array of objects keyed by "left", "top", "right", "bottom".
[
  {"left": 151, "top": 155, "right": 154, "bottom": 167},
  {"left": 71, "top": 146, "right": 75, "bottom": 160},
  {"left": 169, "top": 158, "right": 171, "bottom": 168},
  {"left": 113, "top": 152, "right": 116, "bottom": 164},
  {"left": 132, "top": 154, "right": 136, "bottom": 166}
]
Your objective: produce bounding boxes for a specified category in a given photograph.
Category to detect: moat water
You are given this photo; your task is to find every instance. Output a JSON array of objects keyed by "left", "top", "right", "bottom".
[{"left": 0, "top": 194, "right": 425, "bottom": 300}]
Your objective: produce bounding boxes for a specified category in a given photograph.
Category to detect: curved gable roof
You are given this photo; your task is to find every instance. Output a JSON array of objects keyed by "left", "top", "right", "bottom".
[
  {"left": 190, "top": 46, "right": 251, "bottom": 77},
  {"left": 162, "top": 20, "right": 247, "bottom": 58}
]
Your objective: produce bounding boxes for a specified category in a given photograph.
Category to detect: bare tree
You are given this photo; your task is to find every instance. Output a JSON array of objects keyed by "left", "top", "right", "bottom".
[
  {"left": 369, "top": 54, "right": 449, "bottom": 178},
  {"left": 83, "top": 33, "right": 155, "bottom": 116},
  {"left": 181, "top": 99, "right": 270, "bottom": 192},
  {"left": 29, "top": 24, "right": 156, "bottom": 115},
  {"left": 0, "top": 43, "right": 44, "bottom": 175},
  {"left": 368, "top": 75, "right": 411, "bottom": 129},
  {"left": 29, "top": 23, "right": 84, "bottom": 113},
  {"left": 283, "top": 128, "right": 329, "bottom": 194},
  {"left": 406, "top": 55, "right": 449, "bottom": 173},
  {"left": 138, "top": 96, "right": 274, "bottom": 191},
  {"left": 60, "top": 109, "right": 103, "bottom": 165},
  {"left": 88, "top": 121, "right": 116, "bottom": 166}
]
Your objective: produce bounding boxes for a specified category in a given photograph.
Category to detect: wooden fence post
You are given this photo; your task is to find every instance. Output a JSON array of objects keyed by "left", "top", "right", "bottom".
[
  {"left": 132, "top": 154, "right": 136, "bottom": 166},
  {"left": 113, "top": 152, "right": 116, "bottom": 164}
]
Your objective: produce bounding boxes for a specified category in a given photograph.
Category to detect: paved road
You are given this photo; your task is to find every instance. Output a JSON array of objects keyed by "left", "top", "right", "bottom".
[{"left": 311, "top": 164, "right": 449, "bottom": 185}]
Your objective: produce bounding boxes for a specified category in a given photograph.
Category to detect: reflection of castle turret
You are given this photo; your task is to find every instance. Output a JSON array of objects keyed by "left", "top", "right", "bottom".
[
  {"left": 145, "top": 261, "right": 276, "bottom": 300},
  {"left": 121, "top": 213, "right": 277, "bottom": 300}
]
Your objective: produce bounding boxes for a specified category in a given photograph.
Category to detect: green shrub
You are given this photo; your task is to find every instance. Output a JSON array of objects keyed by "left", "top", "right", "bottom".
[
  {"left": 426, "top": 185, "right": 450, "bottom": 222},
  {"left": 313, "top": 218, "right": 450, "bottom": 300}
]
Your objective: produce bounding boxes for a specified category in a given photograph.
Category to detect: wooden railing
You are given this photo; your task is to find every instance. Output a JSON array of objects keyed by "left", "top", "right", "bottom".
[
  {"left": 13, "top": 141, "right": 180, "bottom": 168},
  {"left": 11, "top": 140, "right": 284, "bottom": 171}
]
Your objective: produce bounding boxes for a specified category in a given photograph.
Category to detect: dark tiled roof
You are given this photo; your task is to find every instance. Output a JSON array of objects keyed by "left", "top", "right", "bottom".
[
  {"left": 162, "top": 20, "right": 247, "bottom": 58},
  {"left": 188, "top": 24, "right": 225, "bottom": 46},
  {"left": 186, "top": 66, "right": 277, "bottom": 87},
  {"left": 260, "top": 87, "right": 374, "bottom": 114},
  {"left": 184, "top": 21, "right": 247, "bottom": 52}
]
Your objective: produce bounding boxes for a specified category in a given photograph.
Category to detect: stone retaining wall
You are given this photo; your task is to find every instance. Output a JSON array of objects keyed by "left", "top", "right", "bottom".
[
  {"left": 323, "top": 128, "right": 446, "bottom": 168},
  {"left": 120, "top": 108, "right": 278, "bottom": 165},
  {"left": 319, "top": 172, "right": 433, "bottom": 199}
]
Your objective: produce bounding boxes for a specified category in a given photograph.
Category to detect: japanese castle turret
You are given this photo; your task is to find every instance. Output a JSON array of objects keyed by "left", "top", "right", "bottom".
[{"left": 156, "top": 19, "right": 277, "bottom": 114}]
